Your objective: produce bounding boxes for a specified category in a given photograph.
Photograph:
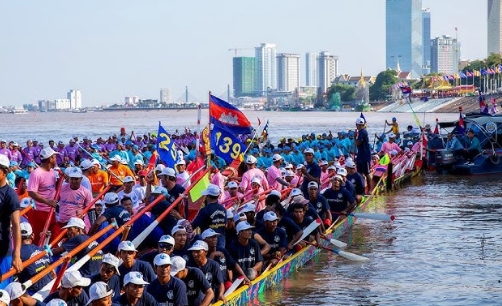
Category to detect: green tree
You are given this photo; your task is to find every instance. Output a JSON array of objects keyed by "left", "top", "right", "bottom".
[
  {"left": 486, "top": 53, "right": 502, "bottom": 67},
  {"left": 326, "top": 84, "right": 356, "bottom": 102},
  {"left": 369, "top": 69, "right": 398, "bottom": 101}
]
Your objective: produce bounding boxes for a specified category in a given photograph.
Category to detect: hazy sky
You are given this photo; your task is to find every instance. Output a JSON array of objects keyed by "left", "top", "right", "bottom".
[{"left": 0, "top": 0, "right": 486, "bottom": 107}]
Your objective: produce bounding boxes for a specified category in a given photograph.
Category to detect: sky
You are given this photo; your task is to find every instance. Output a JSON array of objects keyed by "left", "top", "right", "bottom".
[{"left": 0, "top": 0, "right": 486, "bottom": 107}]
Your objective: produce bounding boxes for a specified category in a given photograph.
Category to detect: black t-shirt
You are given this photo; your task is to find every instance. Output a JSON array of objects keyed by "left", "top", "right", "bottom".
[
  {"left": 19, "top": 244, "right": 52, "bottom": 291},
  {"left": 277, "top": 216, "right": 302, "bottom": 242},
  {"left": 323, "top": 188, "right": 355, "bottom": 213},
  {"left": 44, "top": 290, "right": 89, "bottom": 306},
  {"left": 172, "top": 244, "right": 192, "bottom": 263},
  {"left": 139, "top": 250, "right": 160, "bottom": 268},
  {"left": 0, "top": 184, "right": 20, "bottom": 257},
  {"left": 293, "top": 215, "right": 318, "bottom": 237},
  {"left": 191, "top": 202, "right": 227, "bottom": 237},
  {"left": 256, "top": 227, "right": 288, "bottom": 254},
  {"left": 309, "top": 195, "right": 330, "bottom": 220},
  {"left": 62, "top": 234, "right": 103, "bottom": 277},
  {"left": 227, "top": 239, "right": 263, "bottom": 272},
  {"left": 300, "top": 162, "right": 321, "bottom": 197},
  {"left": 197, "top": 259, "right": 224, "bottom": 302},
  {"left": 356, "top": 128, "right": 371, "bottom": 163},
  {"left": 208, "top": 247, "right": 235, "bottom": 283},
  {"left": 117, "top": 291, "right": 158, "bottom": 306},
  {"left": 346, "top": 172, "right": 365, "bottom": 195},
  {"left": 89, "top": 274, "right": 121, "bottom": 299},
  {"left": 287, "top": 203, "right": 319, "bottom": 220},
  {"left": 146, "top": 277, "right": 188, "bottom": 306},
  {"left": 182, "top": 267, "right": 211, "bottom": 306},
  {"left": 102, "top": 205, "right": 131, "bottom": 227},
  {"left": 118, "top": 260, "right": 157, "bottom": 287}
]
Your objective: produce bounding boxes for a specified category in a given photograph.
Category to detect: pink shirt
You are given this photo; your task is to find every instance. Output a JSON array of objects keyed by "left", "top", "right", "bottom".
[
  {"left": 27, "top": 168, "right": 57, "bottom": 212},
  {"left": 321, "top": 172, "right": 330, "bottom": 189},
  {"left": 176, "top": 171, "right": 191, "bottom": 188},
  {"left": 220, "top": 190, "right": 243, "bottom": 203},
  {"left": 243, "top": 187, "right": 265, "bottom": 211},
  {"left": 240, "top": 168, "right": 269, "bottom": 191},
  {"left": 379, "top": 142, "right": 402, "bottom": 155},
  {"left": 266, "top": 165, "right": 283, "bottom": 191},
  {"left": 58, "top": 184, "right": 93, "bottom": 223},
  {"left": 211, "top": 171, "right": 225, "bottom": 192}
]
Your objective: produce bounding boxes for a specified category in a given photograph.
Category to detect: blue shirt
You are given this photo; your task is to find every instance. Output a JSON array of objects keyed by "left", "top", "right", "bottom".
[
  {"left": 102, "top": 205, "right": 131, "bottom": 227},
  {"left": 118, "top": 260, "right": 157, "bottom": 287},
  {"left": 19, "top": 244, "right": 52, "bottom": 291},
  {"left": 117, "top": 291, "right": 158, "bottom": 306},
  {"left": 182, "top": 267, "right": 211, "bottom": 306},
  {"left": 356, "top": 129, "right": 371, "bottom": 163},
  {"left": 323, "top": 188, "right": 355, "bottom": 213},
  {"left": 446, "top": 137, "right": 463, "bottom": 151},
  {"left": 300, "top": 162, "right": 321, "bottom": 197},
  {"left": 191, "top": 202, "right": 227, "bottom": 237},
  {"left": 0, "top": 184, "right": 20, "bottom": 257},
  {"left": 146, "top": 277, "right": 188, "bottom": 306}
]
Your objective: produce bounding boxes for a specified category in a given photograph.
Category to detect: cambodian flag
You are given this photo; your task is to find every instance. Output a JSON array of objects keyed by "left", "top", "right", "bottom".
[
  {"left": 209, "top": 94, "right": 252, "bottom": 134},
  {"left": 458, "top": 113, "right": 465, "bottom": 135},
  {"left": 400, "top": 86, "right": 412, "bottom": 94}
]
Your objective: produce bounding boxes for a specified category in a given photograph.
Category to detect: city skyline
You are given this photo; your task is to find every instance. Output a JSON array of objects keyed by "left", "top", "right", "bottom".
[{"left": 0, "top": 0, "right": 486, "bottom": 106}]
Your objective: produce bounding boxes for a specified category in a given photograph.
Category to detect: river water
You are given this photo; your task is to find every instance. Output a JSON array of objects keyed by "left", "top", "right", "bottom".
[{"left": 2, "top": 110, "right": 501, "bottom": 305}]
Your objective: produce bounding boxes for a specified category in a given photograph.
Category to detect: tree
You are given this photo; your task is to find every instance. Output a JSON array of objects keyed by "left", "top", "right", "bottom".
[
  {"left": 328, "top": 92, "right": 341, "bottom": 110},
  {"left": 326, "top": 84, "right": 356, "bottom": 102},
  {"left": 369, "top": 69, "right": 398, "bottom": 101}
]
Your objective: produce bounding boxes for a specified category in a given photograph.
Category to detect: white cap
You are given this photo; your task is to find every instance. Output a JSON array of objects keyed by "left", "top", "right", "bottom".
[
  {"left": 285, "top": 170, "right": 295, "bottom": 177},
  {"left": 40, "top": 147, "right": 59, "bottom": 159},
  {"left": 80, "top": 160, "right": 93, "bottom": 170},
  {"left": 20, "top": 222, "right": 33, "bottom": 237},
  {"left": 124, "top": 272, "right": 149, "bottom": 286},
  {"left": 0, "top": 289, "right": 10, "bottom": 305},
  {"left": 170, "top": 256, "right": 186, "bottom": 276},
  {"left": 388, "top": 133, "right": 396, "bottom": 138},
  {"left": 239, "top": 202, "right": 256, "bottom": 213},
  {"left": 272, "top": 154, "right": 283, "bottom": 162},
  {"left": 250, "top": 177, "right": 261, "bottom": 186},
  {"left": 87, "top": 282, "right": 114, "bottom": 306},
  {"left": 404, "top": 147, "right": 411, "bottom": 152},
  {"left": 104, "top": 192, "right": 119, "bottom": 205},
  {"left": 47, "top": 299, "right": 67, "bottom": 306},
  {"left": 407, "top": 141, "right": 413, "bottom": 146},
  {"left": 236, "top": 221, "right": 254, "bottom": 233},
  {"left": 296, "top": 164, "right": 304, "bottom": 170},
  {"left": 226, "top": 210, "right": 234, "bottom": 219},
  {"left": 175, "top": 159, "right": 186, "bottom": 165},
  {"left": 390, "top": 149, "right": 398, "bottom": 156},
  {"left": 292, "top": 195, "right": 310, "bottom": 205},
  {"left": 227, "top": 181, "right": 238, "bottom": 189},
  {"left": 153, "top": 253, "right": 172, "bottom": 266},
  {"left": 307, "top": 181, "right": 319, "bottom": 189},
  {"left": 337, "top": 168, "right": 347, "bottom": 177},
  {"left": 102, "top": 253, "right": 120, "bottom": 275},
  {"left": 61, "top": 270, "right": 91, "bottom": 288},
  {"left": 234, "top": 212, "right": 247, "bottom": 223},
  {"left": 109, "top": 155, "right": 122, "bottom": 162},
  {"left": 123, "top": 176, "right": 135, "bottom": 183},
  {"left": 320, "top": 160, "right": 328, "bottom": 166},
  {"left": 355, "top": 117, "right": 365, "bottom": 125},
  {"left": 267, "top": 190, "right": 282, "bottom": 198},
  {"left": 171, "top": 225, "right": 187, "bottom": 236},
  {"left": 91, "top": 159, "right": 101, "bottom": 166},
  {"left": 285, "top": 163, "right": 293, "bottom": 169},
  {"left": 263, "top": 211, "right": 279, "bottom": 222},
  {"left": 158, "top": 235, "right": 175, "bottom": 245},
  {"left": 246, "top": 155, "right": 257, "bottom": 164},
  {"left": 345, "top": 160, "right": 356, "bottom": 168},
  {"left": 0, "top": 155, "right": 9, "bottom": 168},
  {"left": 201, "top": 228, "right": 220, "bottom": 239},
  {"left": 201, "top": 184, "right": 220, "bottom": 196},
  {"left": 155, "top": 164, "right": 165, "bottom": 172},
  {"left": 188, "top": 240, "right": 208, "bottom": 251},
  {"left": 62, "top": 217, "right": 86, "bottom": 230},
  {"left": 152, "top": 186, "right": 168, "bottom": 195},
  {"left": 332, "top": 175, "right": 344, "bottom": 182},
  {"left": 134, "top": 159, "right": 145, "bottom": 165},
  {"left": 160, "top": 167, "right": 176, "bottom": 177},
  {"left": 327, "top": 165, "right": 337, "bottom": 171},
  {"left": 5, "top": 282, "right": 24, "bottom": 300},
  {"left": 290, "top": 188, "right": 302, "bottom": 197},
  {"left": 304, "top": 148, "right": 314, "bottom": 154},
  {"left": 118, "top": 240, "right": 137, "bottom": 252},
  {"left": 20, "top": 198, "right": 34, "bottom": 209},
  {"left": 67, "top": 167, "right": 83, "bottom": 178}
]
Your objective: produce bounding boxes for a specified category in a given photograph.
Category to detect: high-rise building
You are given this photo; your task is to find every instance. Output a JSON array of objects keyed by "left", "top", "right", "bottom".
[
  {"left": 276, "top": 53, "right": 300, "bottom": 92},
  {"left": 160, "top": 88, "right": 171, "bottom": 104},
  {"left": 318, "top": 51, "right": 339, "bottom": 93},
  {"left": 255, "top": 43, "right": 277, "bottom": 95},
  {"left": 488, "top": 0, "right": 502, "bottom": 55},
  {"left": 422, "top": 8, "right": 431, "bottom": 75},
  {"left": 67, "top": 89, "right": 82, "bottom": 109},
  {"left": 233, "top": 57, "right": 256, "bottom": 97},
  {"left": 386, "top": 0, "right": 423, "bottom": 78},
  {"left": 431, "top": 35, "right": 460, "bottom": 75},
  {"left": 305, "top": 52, "right": 319, "bottom": 87}
]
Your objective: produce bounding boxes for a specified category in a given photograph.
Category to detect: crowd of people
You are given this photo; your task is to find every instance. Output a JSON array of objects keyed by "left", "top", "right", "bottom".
[{"left": 0, "top": 116, "right": 422, "bottom": 306}]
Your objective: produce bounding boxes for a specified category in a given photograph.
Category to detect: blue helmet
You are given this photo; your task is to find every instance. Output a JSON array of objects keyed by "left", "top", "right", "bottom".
[{"left": 392, "top": 117, "right": 397, "bottom": 122}]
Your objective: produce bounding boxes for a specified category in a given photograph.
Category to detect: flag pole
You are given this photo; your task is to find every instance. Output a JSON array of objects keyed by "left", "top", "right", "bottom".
[{"left": 207, "top": 91, "right": 212, "bottom": 168}]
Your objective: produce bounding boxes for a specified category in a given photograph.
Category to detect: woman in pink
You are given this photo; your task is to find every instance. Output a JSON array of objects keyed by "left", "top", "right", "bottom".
[{"left": 378, "top": 133, "right": 402, "bottom": 157}]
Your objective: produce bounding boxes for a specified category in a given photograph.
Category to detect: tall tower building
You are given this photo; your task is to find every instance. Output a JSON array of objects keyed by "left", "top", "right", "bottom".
[
  {"left": 233, "top": 57, "right": 256, "bottom": 97},
  {"left": 276, "top": 53, "right": 300, "bottom": 92},
  {"left": 318, "top": 51, "right": 339, "bottom": 93},
  {"left": 488, "top": 0, "right": 502, "bottom": 55},
  {"left": 254, "top": 43, "right": 277, "bottom": 95},
  {"left": 67, "top": 89, "right": 82, "bottom": 109},
  {"left": 386, "top": 0, "right": 423, "bottom": 78},
  {"left": 422, "top": 8, "right": 431, "bottom": 75},
  {"left": 160, "top": 88, "right": 171, "bottom": 104},
  {"left": 431, "top": 35, "right": 460, "bottom": 75},
  {"left": 305, "top": 52, "right": 319, "bottom": 87}
]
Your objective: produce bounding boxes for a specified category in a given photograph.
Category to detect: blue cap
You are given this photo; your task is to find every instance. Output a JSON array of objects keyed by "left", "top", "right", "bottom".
[
  {"left": 125, "top": 140, "right": 133, "bottom": 145},
  {"left": 27, "top": 162, "right": 35, "bottom": 167},
  {"left": 392, "top": 117, "right": 397, "bottom": 121},
  {"left": 9, "top": 161, "right": 18, "bottom": 167},
  {"left": 133, "top": 145, "right": 139, "bottom": 150}
]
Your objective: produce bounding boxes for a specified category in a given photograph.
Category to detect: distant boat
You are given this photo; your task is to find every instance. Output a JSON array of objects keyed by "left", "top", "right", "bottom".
[
  {"left": 72, "top": 108, "right": 87, "bottom": 113},
  {"left": 10, "top": 108, "right": 28, "bottom": 114}
]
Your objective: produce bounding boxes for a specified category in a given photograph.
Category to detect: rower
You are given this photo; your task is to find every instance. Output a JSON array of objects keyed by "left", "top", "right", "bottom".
[
  {"left": 117, "top": 272, "right": 157, "bottom": 306},
  {"left": 6, "top": 281, "right": 48, "bottom": 306},
  {"left": 344, "top": 159, "right": 365, "bottom": 203},
  {"left": 43, "top": 270, "right": 90, "bottom": 306},
  {"left": 289, "top": 203, "right": 320, "bottom": 248},
  {"left": 239, "top": 155, "right": 269, "bottom": 193},
  {"left": 58, "top": 167, "right": 94, "bottom": 228},
  {"left": 171, "top": 225, "right": 191, "bottom": 262},
  {"left": 256, "top": 212, "right": 288, "bottom": 266},
  {"left": 170, "top": 256, "right": 214, "bottom": 306},
  {"left": 89, "top": 253, "right": 121, "bottom": 298},
  {"left": 146, "top": 254, "right": 188, "bottom": 306},
  {"left": 227, "top": 222, "right": 264, "bottom": 281},
  {"left": 139, "top": 235, "right": 175, "bottom": 267},
  {"left": 267, "top": 154, "right": 290, "bottom": 191},
  {"left": 191, "top": 184, "right": 227, "bottom": 248},
  {"left": 86, "top": 282, "right": 114, "bottom": 306},
  {"left": 117, "top": 241, "right": 156, "bottom": 287},
  {"left": 220, "top": 181, "right": 243, "bottom": 205},
  {"left": 306, "top": 182, "right": 331, "bottom": 224},
  {"left": 300, "top": 148, "right": 321, "bottom": 197},
  {"left": 323, "top": 175, "right": 357, "bottom": 220}
]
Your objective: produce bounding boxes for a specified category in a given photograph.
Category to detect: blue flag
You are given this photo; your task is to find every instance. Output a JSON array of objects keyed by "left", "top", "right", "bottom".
[
  {"left": 359, "top": 112, "right": 366, "bottom": 123},
  {"left": 156, "top": 122, "right": 177, "bottom": 168},
  {"left": 211, "top": 122, "right": 245, "bottom": 164}
]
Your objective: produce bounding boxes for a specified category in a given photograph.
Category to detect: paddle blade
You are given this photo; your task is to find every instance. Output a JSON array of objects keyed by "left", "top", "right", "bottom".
[
  {"left": 352, "top": 212, "right": 395, "bottom": 221},
  {"left": 329, "top": 239, "right": 347, "bottom": 249},
  {"left": 224, "top": 276, "right": 244, "bottom": 297},
  {"left": 337, "top": 250, "right": 369, "bottom": 262}
]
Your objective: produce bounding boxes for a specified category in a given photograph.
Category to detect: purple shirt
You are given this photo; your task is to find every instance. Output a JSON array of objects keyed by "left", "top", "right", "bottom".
[
  {"left": 0, "top": 148, "right": 12, "bottom": 160},
  {"left": 21, "top": 147, "right": 35, "bottom": 166},
  {"left": 65, "top": 145, "right": 79, "bottom": 162}
]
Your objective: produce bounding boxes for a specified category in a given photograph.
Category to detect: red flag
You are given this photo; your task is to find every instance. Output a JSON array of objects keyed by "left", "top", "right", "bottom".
[{"left": 433, "top": 118, "right": 439, "bottom": 134}]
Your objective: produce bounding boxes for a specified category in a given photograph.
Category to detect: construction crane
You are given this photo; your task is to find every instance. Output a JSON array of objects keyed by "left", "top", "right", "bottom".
[{"left": 228, "top": 48, "right": 254, "bottom": 56}]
